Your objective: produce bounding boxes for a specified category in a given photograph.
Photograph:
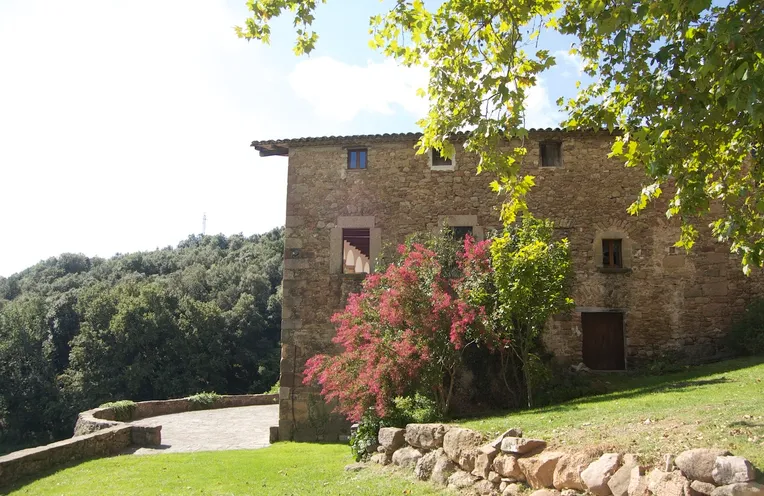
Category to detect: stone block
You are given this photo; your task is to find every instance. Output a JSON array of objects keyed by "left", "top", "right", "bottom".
[
  {"left": 676, "top": 448, "right": 730, "bottom": 483},
  {"left": 713, "top": 456, "right": 756, "bottom": 485},
  {"left": 404, "top": 423, "right": 449, "bottom": 450},
  {"left": 500, "top": 437, "right": 547, "bottom": 455},
  {"left": 378, "top": 427, "right": 405, "bottom": 453}
]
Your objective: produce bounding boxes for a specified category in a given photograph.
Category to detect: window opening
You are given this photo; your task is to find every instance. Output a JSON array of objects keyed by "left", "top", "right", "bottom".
[
  {"left": 431, "top": 148, "right": 452, "bottom": 167},
  {"left": 540, "top": 142, "right": 562, "bottom": 167},
  {"left": 348, "top": 149, "right": 367, "bottom": 169},
  {"left": 602, "top": 239, "right": 623, "bottom": 268},
  {"left": 452, "top": 226, "right": 474, "bottom": 240},
  {"left": 343, "top": 228, "right": 371, "bottom": 274}
]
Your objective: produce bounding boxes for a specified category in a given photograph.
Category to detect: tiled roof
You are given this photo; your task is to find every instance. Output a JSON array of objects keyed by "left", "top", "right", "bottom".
[{"left": 251, "top": 128, "right": 602, "bottom": 157}]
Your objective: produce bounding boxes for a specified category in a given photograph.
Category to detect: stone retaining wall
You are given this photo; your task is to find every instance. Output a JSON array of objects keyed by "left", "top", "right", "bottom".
[
  {"left": 0, "top": 424, "right": 161, "bottom": 488},
  {"left": 0, "top": 393, "right": 277, "bottom": 489},
  {"left": 74, "top": 394, "right": 278, "bottom": 436},
  {"left": 370, "top": 423, "right": 763, "bottom": 495}
]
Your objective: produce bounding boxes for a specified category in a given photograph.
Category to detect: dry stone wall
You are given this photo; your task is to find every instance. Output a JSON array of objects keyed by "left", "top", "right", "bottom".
[
  {"left": 369, "top": 423, "right": 763, "bottom": 495},
  {"left": 274, "top": 130, "right": 764, "bottom": 440}
]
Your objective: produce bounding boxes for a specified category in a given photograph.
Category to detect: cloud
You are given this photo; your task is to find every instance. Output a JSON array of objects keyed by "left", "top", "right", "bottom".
[
  {"left": 554, "top": 49, "right": 586, "bottom": 77},
  {"left": 0, "top": 0, "right": 289, "bottom": 276},
  {"left": 288, "top": 57, "right": 429, "bottom": 121},
  {"left": 524, "top": 77, "right": 566, "bottom": 129}
]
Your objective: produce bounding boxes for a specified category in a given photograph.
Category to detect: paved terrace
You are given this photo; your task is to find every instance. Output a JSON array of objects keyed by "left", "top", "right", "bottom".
[{"left": 127, "top": 404, "right": 278, "bottom": 455}]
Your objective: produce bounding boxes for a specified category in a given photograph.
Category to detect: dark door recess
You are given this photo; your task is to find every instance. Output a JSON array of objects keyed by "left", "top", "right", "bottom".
[{"left": 582, "top": 312, "right": 625, "bottom": 370}]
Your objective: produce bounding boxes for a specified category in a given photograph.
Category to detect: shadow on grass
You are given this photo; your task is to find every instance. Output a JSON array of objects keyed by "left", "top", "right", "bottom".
[
  {"left": 1, "top": 457, "right": 95, "bottom": 494},
  {"left": 458, "top": 355, "right": 764, "bottom": 423}
]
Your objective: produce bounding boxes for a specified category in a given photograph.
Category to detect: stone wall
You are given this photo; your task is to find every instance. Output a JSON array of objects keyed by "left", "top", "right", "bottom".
[
  {"left": 370, "top": 423, "right": 763, "bottom": 495},
  {"left": 74, "top": 393, "right": 278, "bottom": 436},
  {"left": 0, "top": 393, "right": 277, "bottom": 488},
  {"left": 0, "top": 425, "right": 161, "bottom": 488},
  {"left": 259, "top": 130, "right": 764, "bottom": 441}
]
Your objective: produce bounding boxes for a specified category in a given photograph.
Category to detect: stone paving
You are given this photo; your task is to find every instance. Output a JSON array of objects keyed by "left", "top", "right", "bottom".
[{"left": 127, "top": 404, "right": 278, "bottom": 455}]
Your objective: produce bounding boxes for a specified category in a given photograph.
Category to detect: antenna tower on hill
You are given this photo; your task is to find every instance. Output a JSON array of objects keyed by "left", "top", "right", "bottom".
[{"left": 202, "top": 213, "right": 207, "bottom": 235}]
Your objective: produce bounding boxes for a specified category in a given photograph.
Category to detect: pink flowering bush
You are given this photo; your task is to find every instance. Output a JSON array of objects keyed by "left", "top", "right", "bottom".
[{"left": 303, "top": 235, "right": 495, "bottom": 422}]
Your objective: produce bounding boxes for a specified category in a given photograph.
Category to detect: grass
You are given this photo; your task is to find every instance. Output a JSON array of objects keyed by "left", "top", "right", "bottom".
[
  {"left": 459, "top": 356, "right": 764, "bottom": 469},
  {"left": 5, "top": 357, "right": 764, "bottom": 494},
  {"left": 5, "top": 443, "right": 445, "bottom": 496}
]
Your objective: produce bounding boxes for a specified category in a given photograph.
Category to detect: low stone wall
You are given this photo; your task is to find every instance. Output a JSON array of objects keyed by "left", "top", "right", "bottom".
[
  {"left": 74, "top": 393, "right": 278, "bottom": 436},
  {"left": 369, "top": 423, "right": 763, "bottom": 496},
  {"left": 1, "top": 393, "right": 276, "bottom": 489},
  {"left": 0, "top": 424, "right": 161, "bottom": 488}
]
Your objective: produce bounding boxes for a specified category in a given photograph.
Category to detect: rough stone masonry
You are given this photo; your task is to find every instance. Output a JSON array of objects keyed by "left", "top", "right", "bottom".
[{"left": 251, "top": 130, "right": 764, "bottom": 441}]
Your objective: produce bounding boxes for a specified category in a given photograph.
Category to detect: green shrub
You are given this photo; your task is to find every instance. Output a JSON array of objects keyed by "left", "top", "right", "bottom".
[
  {"left": 728, "top": 299, "right": 764, "bottom": 356},
  {"left": 99, "top": 400, "right": 136, "bottom": 422},
  {"left": 349, "top": 411, "right": 382, "bottom": 462},
  {"left": 387, "top": 394, "right": 441, "bottom": 426},
  {"left": 267, "top": 381, "right": 280, "bottom": 395},
  {"left": 187, "top": 392, "right": 221, "bottom": 410}
]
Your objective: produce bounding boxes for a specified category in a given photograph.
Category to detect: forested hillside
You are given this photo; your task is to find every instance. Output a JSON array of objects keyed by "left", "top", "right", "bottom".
[{"left": 0, "top": 229, "right": 283, "bottom": 453}]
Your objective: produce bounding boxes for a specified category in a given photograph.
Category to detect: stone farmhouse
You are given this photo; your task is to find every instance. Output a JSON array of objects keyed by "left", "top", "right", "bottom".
[{"left": 252, "top": 130, "right": 763, "bottom": 441}]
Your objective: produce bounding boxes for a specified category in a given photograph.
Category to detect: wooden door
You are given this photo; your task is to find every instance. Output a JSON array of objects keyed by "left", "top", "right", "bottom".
[{"left": 582, "top": 312, "right": 625, "bottom": 370}]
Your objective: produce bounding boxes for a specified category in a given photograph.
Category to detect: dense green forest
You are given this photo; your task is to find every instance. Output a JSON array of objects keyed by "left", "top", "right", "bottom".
[{"left": 0, "top": 229, "right": 283, "bottom": 454}]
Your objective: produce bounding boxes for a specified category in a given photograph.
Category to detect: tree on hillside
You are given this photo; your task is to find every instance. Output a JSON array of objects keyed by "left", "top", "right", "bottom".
[{"left": 238, "top": 0, "right": 764, "bottom": 271}]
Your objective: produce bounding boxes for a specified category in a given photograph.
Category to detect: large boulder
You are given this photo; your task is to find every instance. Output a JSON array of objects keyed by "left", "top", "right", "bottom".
[
  {"left": 518, "top": 451, "right": 565, "bottom": 489},
  {"left": 474, "top": 479, "right": 501, "bottom": 495},
  {"left": 392, "top": 446, "right": 423, "bottom": 468},
  {"left": 581, "top": 453, "right": 622, "bottom": 496},
  {"left": 627, "top": 465, "right": 649, "bottom": 496},
  {"left": 404, "top": 423, "right": 449, "bottom": 450},
  {"left": 494, "top": 453, "right": 525, "bottom": 481},
  {"left": 554, "top": 452, "right": 598, "bottom": 490},
  {"left": 432, "top": 455, "right": 458, "bottom": 485},
  {"left": 448, "top": 469, "right": 480, "bottom": 490},
  {"left": 713, "top": 456, "right": 756, "bottom": 485},
  {"left": 502, "top": 483, "right": 526, "bottom": 496},
  {"left": 486, "top": 428, "right": 523, "bottom": 450},
  {"left": 646, "top": 469, "right": 690, "bottom": 496},
  {"left": 690, "top": 480, "right": 718, "bottom": 496},
  {"left": 370, "top": 452, "right": 391, "bottom": 465},
  {"left": 501, "top": 437, "right": 547, "bottom": 455},
  {"left": 378, "top": 427, "right": 405, "bottom": 453},
  {"left": 443, "top": 427, "right": 486, "bottom": 471},
  {"left": 675, "top": 449, "right": 730, "bottom": 484},
  {"left": 415, "top": 449, "right": 442, "bottom": 481},
  {"left": 711, "top": 482, "right": 764, "bottom": 496},
  {"left": 608, "top": 455, "right": 640, "bottom": 496},
  {"left": 473, "top": 445, "right": 500, "bottom": 479}
]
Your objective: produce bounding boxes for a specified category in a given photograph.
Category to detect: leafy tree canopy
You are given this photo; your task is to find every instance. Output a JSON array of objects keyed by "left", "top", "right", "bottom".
[
  {"left": 238, "top": 0, "right": 764, "bottom": 272},
  {"left": 0, "top": 229, "right": 283, "bottom": 453}
]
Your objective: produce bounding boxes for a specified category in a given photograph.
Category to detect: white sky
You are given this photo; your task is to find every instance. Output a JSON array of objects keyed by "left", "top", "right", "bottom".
[{"left": 0, "top": 0, "right": 577, "bottom": 277}]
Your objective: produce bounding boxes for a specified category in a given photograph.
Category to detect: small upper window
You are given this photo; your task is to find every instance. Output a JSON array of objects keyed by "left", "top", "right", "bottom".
[
  {"left": 452, "top": 226, "right": 473, "bottom": 240},
  {"left": 431, "top": 148, "right": 453, "bottom": 167},
  {"left": 540, "top": 142, "right": 562, "bottom": 167},
  {"left": 348, "top": 149, "right": 367, "bottom": 169},
  {"left": 343, "top": 228, "right": 371, "bottom": 274},
  {"left": 602, "top": 239, "right": 623, "bottom": 268}
]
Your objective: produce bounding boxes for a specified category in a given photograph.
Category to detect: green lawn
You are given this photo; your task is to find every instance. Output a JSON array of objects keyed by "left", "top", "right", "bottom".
[
  {"left": 6, "top": 443, "right": 445, "bottom": 496},
  {"left": 5, "top": 357, "right": 764, "bottom": 495},
  {"left": 459, "top": 356, "right": 764, "bottom": 469}
]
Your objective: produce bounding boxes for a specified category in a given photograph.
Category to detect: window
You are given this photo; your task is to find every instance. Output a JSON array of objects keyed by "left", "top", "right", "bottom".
[
  {"left": 430, "top": 148, "right": 453, "bottom": 168},
  {"left": 452, "top": 226, "right": 473, "bottom": 240},
  {"left": 602, "top": 239, "right": 623, "bottom": 268},
  {"left": 343, "top": 228, "right": 371, "bottom": 274},
  {"left": 347, "top": 149, "right": 367, "bottom": 169},
  {"left": 540, "top": 142, "right": 562, "bottom": 167}
]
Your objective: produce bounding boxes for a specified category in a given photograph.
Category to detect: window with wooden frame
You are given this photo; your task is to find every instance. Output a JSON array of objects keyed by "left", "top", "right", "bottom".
[
  {"left": 347, "top": 148, "right": 367, "bottom": 170},
  {"left": 342, "top": 228, "right": 371, "bottom": 274},
  {"left": 452, "top": 226, "right": 473, "bottom": 240},
  {"left": 540, "top": 141, "right": 562, "bottom": 167},
  {"left": 430, "top": 148, "right": 453, "bottom": 167},
  {"left": 602, "top": 239, "right": 623, "bottom": 268}
]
